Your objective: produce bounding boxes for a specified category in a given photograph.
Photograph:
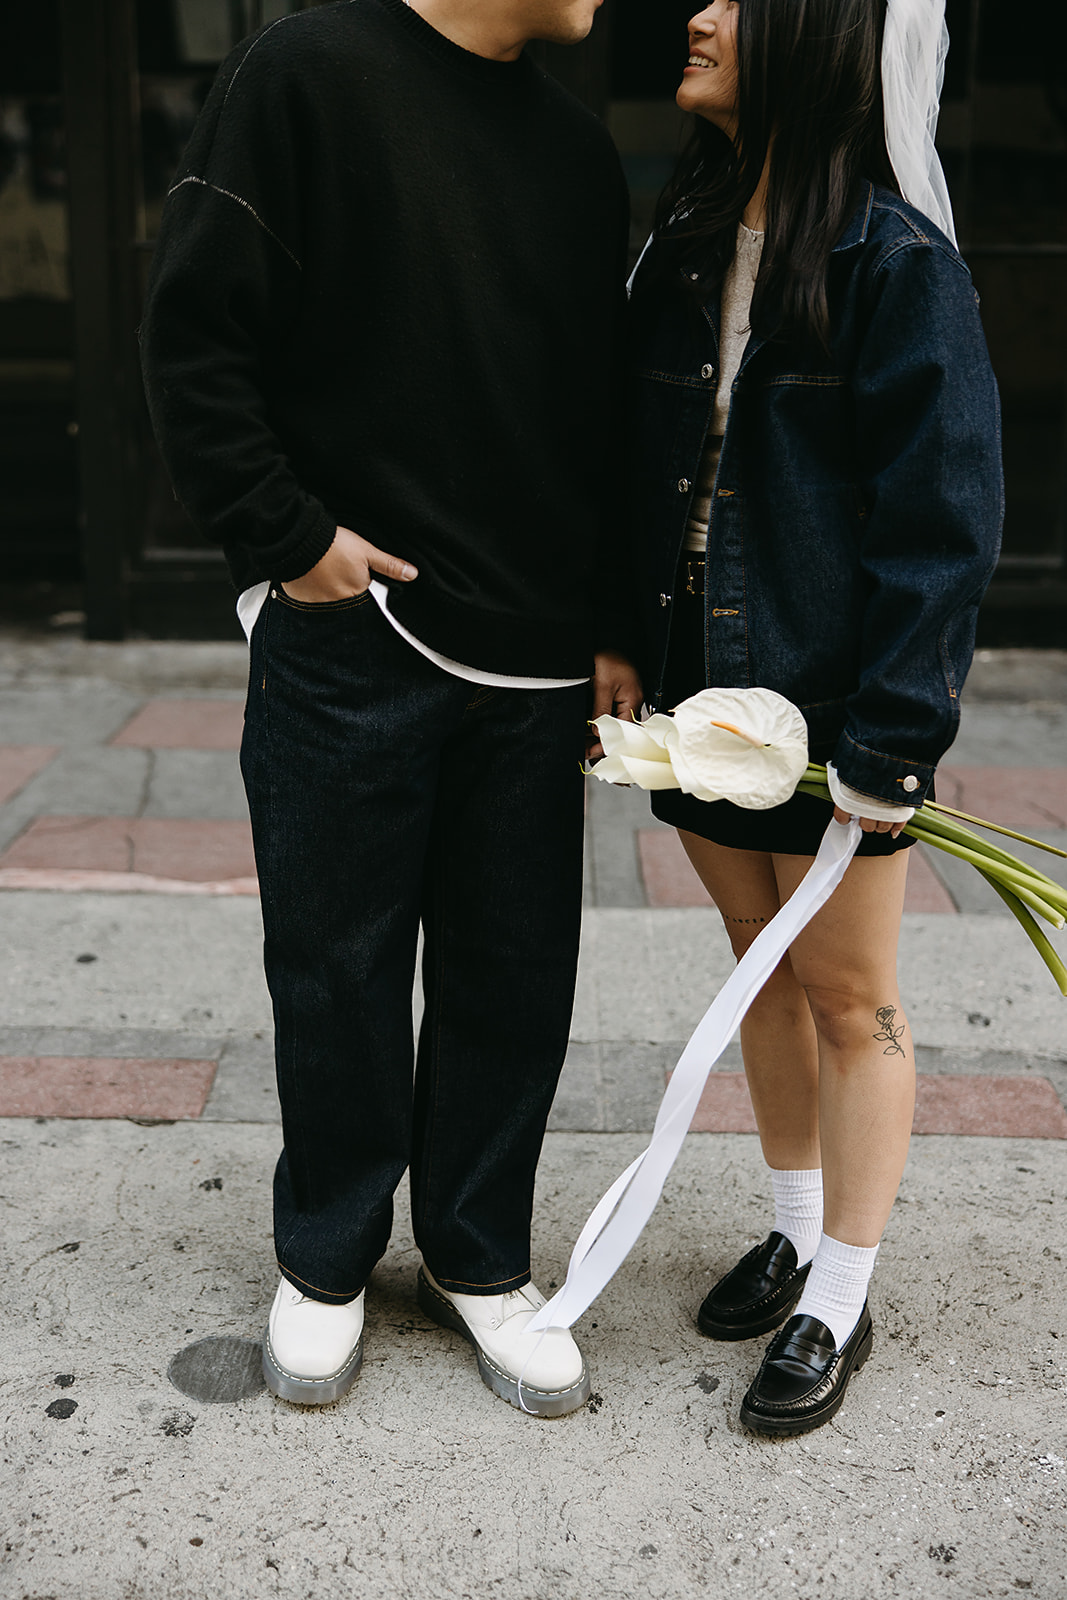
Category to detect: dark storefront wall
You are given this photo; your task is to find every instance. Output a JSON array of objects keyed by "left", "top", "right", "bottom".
[
  {"left": 0, "top": 5, "right": 78, "bottom": 577},
  {"left": 0, "top": 1, "right": 1064, "bottom": 640}
]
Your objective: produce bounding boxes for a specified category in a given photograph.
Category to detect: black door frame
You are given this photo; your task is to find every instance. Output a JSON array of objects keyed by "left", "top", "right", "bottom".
[{"left": 61, "top": 0, "right": 141, "bottom": 639}]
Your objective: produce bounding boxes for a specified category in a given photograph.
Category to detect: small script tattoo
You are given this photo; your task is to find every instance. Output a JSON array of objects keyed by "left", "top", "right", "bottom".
[
  {"left": 725, "top": 914, "right": 768, "bottom": 926},
  {"left": 873, "top": 1005, "right": 907, "bottom": 1057}
]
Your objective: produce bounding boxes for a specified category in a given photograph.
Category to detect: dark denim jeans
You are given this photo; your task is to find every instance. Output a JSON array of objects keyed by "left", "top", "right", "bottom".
[{"left": 241, "top": 589, "right": 587, "bottom": 1304}]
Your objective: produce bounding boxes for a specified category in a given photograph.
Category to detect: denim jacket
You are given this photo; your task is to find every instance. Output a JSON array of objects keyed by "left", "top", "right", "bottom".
[{"left": 627, "top": 182, "right": 1003, "bottom": 806}]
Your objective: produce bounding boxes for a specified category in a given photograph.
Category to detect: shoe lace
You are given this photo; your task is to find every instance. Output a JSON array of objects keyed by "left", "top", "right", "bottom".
[{"left": 500, "top": 1285, "right": 542, "bottom": 1323}]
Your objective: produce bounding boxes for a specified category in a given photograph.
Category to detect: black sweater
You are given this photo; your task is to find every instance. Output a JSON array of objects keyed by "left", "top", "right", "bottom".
[{"left": 140, "top": 0, "right": 630, "bottom": 677}]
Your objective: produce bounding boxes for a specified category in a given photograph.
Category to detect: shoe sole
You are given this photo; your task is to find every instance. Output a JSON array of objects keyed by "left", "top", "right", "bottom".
[
  {"left": 261, "top": 1328, "right": 364, "bottom": 1406},
  {"left": 416, "top": 1269, "right": 591, "bottom": 1419},
  {"left": 697, "top": 1284, "right": 806, "bottom": 1342},
  {"left": 739, "top": 1321, "right": 874, "bottom": 1438}
]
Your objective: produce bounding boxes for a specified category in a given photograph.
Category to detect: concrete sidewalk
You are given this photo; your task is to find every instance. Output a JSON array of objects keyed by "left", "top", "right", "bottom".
[{"left": 0, "top": 636, "right": 1065, "bottom": 1600}]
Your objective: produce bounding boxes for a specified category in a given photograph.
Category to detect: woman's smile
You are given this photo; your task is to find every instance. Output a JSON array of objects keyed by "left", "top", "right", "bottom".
[{"left": 677, "top": 4, "right": 740, "bottom": 127}]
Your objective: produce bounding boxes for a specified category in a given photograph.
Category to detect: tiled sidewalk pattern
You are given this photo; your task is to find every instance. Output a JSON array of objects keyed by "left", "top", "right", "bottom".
[
  {"left": 1, "top": 816, "right": 255, "bottom": 880},
  {"left": 2, "top": 693, "right": 1065, "bottom": 1132},
  {"left": 110, "top": 699, "right": 245, "bottom": 750},
  {"left": 685, "top": 1070, "right": 1067, "bottom": 1138},
  {"left": 0, "top": 744, "right": 58, "bottom": 804},
  {"left": 1, "top": 1049, "right": 1062, "bottom": 1135}
]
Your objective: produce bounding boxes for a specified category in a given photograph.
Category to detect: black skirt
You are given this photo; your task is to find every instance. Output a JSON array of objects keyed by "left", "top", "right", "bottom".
[{"left": 650, "top": 579, "right": 916, "bottom": 858}]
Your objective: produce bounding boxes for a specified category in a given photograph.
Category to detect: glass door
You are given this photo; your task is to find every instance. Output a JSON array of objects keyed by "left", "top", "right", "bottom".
[{"left": 942, "top": 0, "right": 1067, "bottom": 620}]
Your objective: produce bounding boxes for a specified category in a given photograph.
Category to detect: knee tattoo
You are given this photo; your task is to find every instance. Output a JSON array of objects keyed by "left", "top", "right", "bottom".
[{"left": 873, "top": 1005, "right": 907, "bottom": 1058}]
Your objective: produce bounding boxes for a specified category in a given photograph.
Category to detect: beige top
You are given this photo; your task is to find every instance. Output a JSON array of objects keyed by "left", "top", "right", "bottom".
[{"left": 684, "top": 223, "right": 765, "bottom": 555}]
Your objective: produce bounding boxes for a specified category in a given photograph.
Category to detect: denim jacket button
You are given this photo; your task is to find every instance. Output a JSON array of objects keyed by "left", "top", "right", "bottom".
[
  {"left": 677, "top": 478, "right": 690, "bottom": 494},
  {"left": 701, "top": 363, "right": 714, "bottom": 380},
  {"left": 903, "top": 775, "right": 920, "bottom": 793}
]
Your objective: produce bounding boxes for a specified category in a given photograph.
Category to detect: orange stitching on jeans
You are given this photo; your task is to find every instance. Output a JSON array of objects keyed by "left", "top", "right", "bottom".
[
  {"left": 430, "top": 1270, "right": 532, "bottom": 1290},
  {"left": 278, "top": 1261, "right": 363, "bottom": 1300}
]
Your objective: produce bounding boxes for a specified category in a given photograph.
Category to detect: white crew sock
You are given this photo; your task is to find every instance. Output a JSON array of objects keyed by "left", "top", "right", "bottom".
[
  {"left": 794, "top": 1233, "right": 879, "bottom": 1349},
  {"left": 770, "top": 1168, "right": 823, "bottom": 1268}
]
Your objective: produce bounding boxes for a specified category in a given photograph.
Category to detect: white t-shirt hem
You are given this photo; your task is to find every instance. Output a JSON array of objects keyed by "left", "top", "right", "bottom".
[{"left": 236, "top": 580, "right": 588, "bottom": 691}]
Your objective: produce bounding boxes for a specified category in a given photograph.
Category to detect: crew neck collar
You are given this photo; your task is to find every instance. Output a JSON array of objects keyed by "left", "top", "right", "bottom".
[{"left": 380, "top": 0, "right": 537, "bottom": 86}]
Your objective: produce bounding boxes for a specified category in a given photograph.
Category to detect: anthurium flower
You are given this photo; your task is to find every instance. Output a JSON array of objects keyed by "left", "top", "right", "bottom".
[
  {"left": 664, "top": 688, "right": 810, "bottom": 808},
  {"left": 591, "top": 690, "right": 809, "bottom": 808}
]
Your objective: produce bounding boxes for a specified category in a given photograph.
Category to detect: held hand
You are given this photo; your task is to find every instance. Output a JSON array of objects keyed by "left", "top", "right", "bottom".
[
  {"left": 281, "top": 525, "right": 417, "bottom": 603},
  {"left": 832, "top": 805, "right": 906, "bottom": 840},
  {"left": 588, "top": 651, "right": 644, "bottom": 759}
]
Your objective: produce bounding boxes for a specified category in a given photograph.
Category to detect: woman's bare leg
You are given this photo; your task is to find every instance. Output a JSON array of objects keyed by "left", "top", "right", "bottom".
[
  {"left": 677, "top": 830, "right": 820, "bottom": 1170},
  {"left": 773, "top": 850, "right": 913, "bottom": 1247}
]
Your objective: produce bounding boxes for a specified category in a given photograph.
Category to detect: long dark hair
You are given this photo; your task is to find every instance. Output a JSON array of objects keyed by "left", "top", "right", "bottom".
[{"left": 654, "top": 0, "right": 899, "bottom": 350}]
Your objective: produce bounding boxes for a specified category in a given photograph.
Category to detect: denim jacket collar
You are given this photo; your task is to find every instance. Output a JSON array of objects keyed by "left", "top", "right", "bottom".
[{"left": 831, "top": 181, "right": 874, "bottom": 253}]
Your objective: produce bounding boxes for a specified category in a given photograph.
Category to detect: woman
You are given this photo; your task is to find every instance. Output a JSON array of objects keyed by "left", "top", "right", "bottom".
[{"left": 626, "top": 0, "right": 1002, "bottom": 1435}]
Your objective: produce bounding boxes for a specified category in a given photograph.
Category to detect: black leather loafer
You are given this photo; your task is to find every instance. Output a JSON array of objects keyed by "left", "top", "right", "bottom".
[
  {"left": 739, "top": 1302, "right": 873, "bottom": 1437},
  {"left": 697, "top": 1231, "right": 811, "bottom": 1341}
]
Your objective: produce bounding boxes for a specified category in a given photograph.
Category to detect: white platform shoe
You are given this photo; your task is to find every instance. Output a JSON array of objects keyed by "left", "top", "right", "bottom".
[
  {"left": 417, "top": 1265, "right": 590, "bottom": 1417},
  {"left": 262, "top": 1278, "right": 364, "bottom": 1405}
]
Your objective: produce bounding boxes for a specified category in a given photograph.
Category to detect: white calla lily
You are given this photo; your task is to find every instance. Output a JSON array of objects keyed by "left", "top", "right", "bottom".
[
  {"left": 593, "top": 752, "right": 682, "bottom": 789},
  {"left": 597, "top": 714, "right": 674, "bottom": 762},
  {"left": 589, "top": 713, "right": 679, "bottom": 788}
]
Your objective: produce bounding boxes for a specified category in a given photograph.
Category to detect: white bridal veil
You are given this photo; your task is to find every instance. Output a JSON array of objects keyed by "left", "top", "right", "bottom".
[{"left": 881, "top": 0, "right": 958, "bottom": 243}]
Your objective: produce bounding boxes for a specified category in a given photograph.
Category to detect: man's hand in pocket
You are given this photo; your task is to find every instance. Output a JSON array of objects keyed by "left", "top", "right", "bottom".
[{"left": 281, "top": 525, "right": 418, "bottom": 603}]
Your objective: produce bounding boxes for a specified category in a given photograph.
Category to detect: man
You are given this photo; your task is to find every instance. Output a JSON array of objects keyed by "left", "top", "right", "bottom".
[{"left": 140, "top": 0, "right": 640, "bottom": 1418}]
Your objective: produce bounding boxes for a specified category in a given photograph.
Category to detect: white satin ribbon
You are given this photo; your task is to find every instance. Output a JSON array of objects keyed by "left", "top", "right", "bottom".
[{"left": 526, "top": 815, "right": 862, "bottom": 1335}]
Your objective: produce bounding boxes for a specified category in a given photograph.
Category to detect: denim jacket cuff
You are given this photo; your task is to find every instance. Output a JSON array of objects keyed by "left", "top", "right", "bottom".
[
  {"left": 826, "top": 763, "right": 915, "bottom": 823},
  {"left": 832, "top": 731, "right": 934, "bottom": 808}
]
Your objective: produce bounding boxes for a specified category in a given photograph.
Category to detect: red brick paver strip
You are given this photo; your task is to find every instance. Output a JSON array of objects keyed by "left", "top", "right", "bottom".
[
  {"left": 638, "top": 830, "right": 713, "bottom": 908},
  {"left": 110, "top": 699, "right": 245, "bottom": 750},
  {"left": 681, "top": 1071, "right": 1067, "bottom": 1137},
  {"left": 937, "top": 767, "right": 1067, "bottom": 830},
  {"left": 0, "top": 1057, "right": 217, "bottom": 1119},
  {"left": 902, "top": 847, "right": 956, "bottom": 914},
  {"left": 0, "top": 869, "right": 258, "bottom": 894},
  {"left": 0, "top": 745, "right": 59, "bottom": 804},
  {"left": 0, "top": 816, "right": 256, "bottom": 882},
  {"left": 911, "top": 1074, "right": 1067, "bottom": 1137},
  {"left": 638, "top": 828, "right": 956, "bottom": 912}
]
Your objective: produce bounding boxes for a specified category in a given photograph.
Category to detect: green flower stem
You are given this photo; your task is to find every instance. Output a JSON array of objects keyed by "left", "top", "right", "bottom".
[
  {"left": 794, "top": 777, "right": 1067, "bottom": 926},
  {"left": 903, "top": 822, "right": 1067, "bottom": 925},
  {"left": 794, "top": 763, "right": 1067, "bottom": 988},
  {"left": 799, "top": 767, "right": 1067, "bottom": 902},
  {"left": 980, "top": 873, "right": 1067, "bottom": 998},
  {"left": 924, "top": 802, "right": 1067, "bottom": 860},
  {"left": 906, "top": 818, "right": 1067, "bottom": 907},
  {"left": 903, "top": 805, "right": 1066, "bottom": 888},
  {"left": 803, "top": 756, "right": 1066, "bottom": 864}
]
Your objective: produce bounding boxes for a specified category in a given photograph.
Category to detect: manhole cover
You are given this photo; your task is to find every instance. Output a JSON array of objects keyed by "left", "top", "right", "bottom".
[{"left": 167, "top": 1336, "right": 266, "bottom": 1403}]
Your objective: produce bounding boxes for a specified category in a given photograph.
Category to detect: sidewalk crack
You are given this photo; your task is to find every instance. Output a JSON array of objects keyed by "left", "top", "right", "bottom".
[{"left": 136, "top": 749, "right": 156, "bottom": 819}]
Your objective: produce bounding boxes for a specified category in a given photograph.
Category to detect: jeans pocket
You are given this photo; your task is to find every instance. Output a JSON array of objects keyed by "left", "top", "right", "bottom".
[{"left": 272, "top": 587, "right": 373, "bottom": 613}]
